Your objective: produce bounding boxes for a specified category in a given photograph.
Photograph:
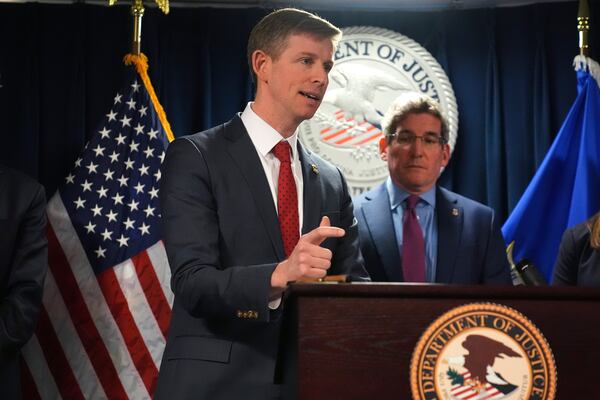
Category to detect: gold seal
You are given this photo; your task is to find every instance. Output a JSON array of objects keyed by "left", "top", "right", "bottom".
[{"left": 410, "top": 303, "right": 557, "bottom": 400}]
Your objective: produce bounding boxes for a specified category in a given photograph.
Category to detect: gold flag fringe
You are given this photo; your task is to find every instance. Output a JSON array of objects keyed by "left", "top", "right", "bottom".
[{"left": 124, "top": 53, "right": 175, "bottom": 143}]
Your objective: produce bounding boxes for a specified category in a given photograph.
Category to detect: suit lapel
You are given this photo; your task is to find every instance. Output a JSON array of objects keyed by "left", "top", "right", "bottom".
[
  {"left": 224, "top": 117, "right": 286, "bottom": 260},
  {"left": 435, "top": 187, "right": 463, "bottom": 283},
  {"left": 298, "top": 144, "right": 321, "bottom": 234},
  {"left": 362, "top": 185, "right": 403, "bottom": 281}
]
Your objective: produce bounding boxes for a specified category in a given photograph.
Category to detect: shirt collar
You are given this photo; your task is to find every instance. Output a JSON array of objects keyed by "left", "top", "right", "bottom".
[
  {"left": 386, "top": 176, "right": 437, "bottom": 210},
  {"left": 240, "top": 102, "right": 299, "bottom": 158}
]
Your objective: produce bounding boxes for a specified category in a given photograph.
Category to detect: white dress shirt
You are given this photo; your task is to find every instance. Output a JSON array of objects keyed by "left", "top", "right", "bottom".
[
  {"left": 240, "top": 102, "right": 304, "bottom": 233},
  {"left": 240, "top": 102, "right": 305, "bottom": 308}
]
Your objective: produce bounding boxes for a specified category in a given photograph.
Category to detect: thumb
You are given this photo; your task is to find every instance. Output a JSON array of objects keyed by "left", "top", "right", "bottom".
[{"left": 319, "top": 216, "right": 330, "bottom": 227}]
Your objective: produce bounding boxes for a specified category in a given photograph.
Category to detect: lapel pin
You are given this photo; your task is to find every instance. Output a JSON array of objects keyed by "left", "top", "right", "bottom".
[
  {"left": 311, "top": 164, "right": 319, "bottom": 175},
  {"left": 452, "top": 208, "right": 459, "bottom": 217}
]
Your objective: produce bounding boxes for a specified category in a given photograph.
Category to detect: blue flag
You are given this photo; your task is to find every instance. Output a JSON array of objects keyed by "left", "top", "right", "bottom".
[{"left": 502, "top": 56, "right": 600, "bottom": 282}]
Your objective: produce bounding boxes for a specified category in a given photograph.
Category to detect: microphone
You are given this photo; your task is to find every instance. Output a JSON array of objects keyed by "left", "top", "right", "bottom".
[
  {"left": 515, "top": 259, "right": 547, "bottom": 286},
  {"left": 509, "top": 263, "right": 525, "bottom": 286},
  {"left": 506, "top": 241, "right": 525, "bottom": 286}
]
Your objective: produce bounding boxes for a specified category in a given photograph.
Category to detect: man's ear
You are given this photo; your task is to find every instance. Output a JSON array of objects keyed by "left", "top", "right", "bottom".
[
  {"left": 379, "top": 137, "right": 388, "bottom": 161},
  {"left": 441, "top": 143, "right": 451, "bottom": 167},
  {"left": 252, "top": 50, "right": 271, "bottom": 84}
]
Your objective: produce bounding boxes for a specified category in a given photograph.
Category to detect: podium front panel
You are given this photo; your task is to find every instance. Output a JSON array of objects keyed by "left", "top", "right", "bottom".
[{"left": 284, "top": 284, "right": 600, "bottom": 399}]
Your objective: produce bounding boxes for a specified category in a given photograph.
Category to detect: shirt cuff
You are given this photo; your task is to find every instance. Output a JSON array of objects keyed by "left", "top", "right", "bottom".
[{"left": 268, "top": 297, "right": 282, "bottom": 310}]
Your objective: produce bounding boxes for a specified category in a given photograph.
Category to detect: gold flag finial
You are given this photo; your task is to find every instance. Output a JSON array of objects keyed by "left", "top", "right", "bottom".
[
  {"left": 130, "top": 0, "right": 145, "bottom": 56},
  {"left": 109, "top": 0, "right": 169, "bottom": 14},
  {"left": 155, "top": 0, "right": 170, "bottom": 14},
  {"left": 108, "top": 0, "right": 170, "bottom": 56},
  {"left": 578, "top": 0, "right": 590, "bottom": 56}
]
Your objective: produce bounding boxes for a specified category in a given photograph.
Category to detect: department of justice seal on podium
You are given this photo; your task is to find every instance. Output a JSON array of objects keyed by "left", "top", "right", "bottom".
[
  {"left": 299, "top": 26, "right": 458, "bottom": 195},
  {"left": 410, "top": 303, "right": 557, "bottom": 400}
]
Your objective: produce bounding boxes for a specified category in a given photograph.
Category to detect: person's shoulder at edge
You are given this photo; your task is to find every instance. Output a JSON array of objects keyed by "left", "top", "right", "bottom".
[
  {"left": 0, "top": 164, "right": 44, "bottom": 195},
  {"left": 563, "top": 219, "right": 591, "bottom": 241}
]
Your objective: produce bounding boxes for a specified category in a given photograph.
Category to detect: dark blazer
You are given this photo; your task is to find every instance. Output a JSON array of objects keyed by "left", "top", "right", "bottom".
[
  {"left": 353, "top": 183, "right": 510, "bottom": 284},
  {"left": 553, "top": 220, "right": 600, "bottom": 286},
  {"left": 0, "top": 166, "right": 47, "bottom": 399},
  {"left": 155, "top": 116, "right": 368, "bottom": 400}
]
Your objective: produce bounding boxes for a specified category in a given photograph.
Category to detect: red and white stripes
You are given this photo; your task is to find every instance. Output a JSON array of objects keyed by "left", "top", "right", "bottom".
[{"left": 22, "top": 194, "right": 172, "bottom": 399}]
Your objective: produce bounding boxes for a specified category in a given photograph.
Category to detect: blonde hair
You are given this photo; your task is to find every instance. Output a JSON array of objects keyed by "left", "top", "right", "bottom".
[
  {"left": 589, "top": 212, "right": 600, "bottom": 249},
  {"left": 247, "top": 8, "right": 341, "bottom": 85}
]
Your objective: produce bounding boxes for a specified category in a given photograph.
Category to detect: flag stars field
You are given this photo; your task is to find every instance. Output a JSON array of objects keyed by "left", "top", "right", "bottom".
[
  {"left": 99, "top": 127, "right": 111, "bottom": 139},
  {"left": 120, "top": 115, "right": 132, "bottom": 127},
  {"left": 147, "top": 128, "right": 159, "bottom": 140},
  {"left": 115, "top": 133, "right": 127, "bottom": 145},
  {"left": 107, "top": 110, "right": 118, "bottom": 121},
  {"left": 134, "top": 123, "right": 145, "bottom": 135},
  {"left": 94, "top": 246, "right": 107, "bottom": 258},
  {"left": 124, "top": 158, "right": 135, "bottom": 170}
]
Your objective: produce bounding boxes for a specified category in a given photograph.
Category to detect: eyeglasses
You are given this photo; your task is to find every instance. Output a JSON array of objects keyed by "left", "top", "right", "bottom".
[{"left": 387, "top": 131, "right": 447, "bottom": 148}]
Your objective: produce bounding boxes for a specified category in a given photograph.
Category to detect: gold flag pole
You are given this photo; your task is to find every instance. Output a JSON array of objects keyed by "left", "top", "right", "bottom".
[
  {"left": 106, "top": 0, "right": 174, "bottom": 141},
  {"left": 577, "top": 0, "right": 590, "bottom": 56},
  {"left": 108, "top": 0, "right": 170, "bottom": 56},
  {"left": 131, "top": 0, "right": 144, "bottom": 55}
]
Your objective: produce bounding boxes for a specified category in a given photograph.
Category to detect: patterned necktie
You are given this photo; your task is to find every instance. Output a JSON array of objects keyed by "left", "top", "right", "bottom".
[
  {"left": 272, "top": 141, "right": 299, "bottom": 257},
  {"left": 402, "top": 195, "right": 426, "bottom": 282}
]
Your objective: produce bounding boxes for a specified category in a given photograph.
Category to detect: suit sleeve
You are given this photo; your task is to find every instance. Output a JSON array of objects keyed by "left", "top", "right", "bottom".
[
  {"left": 329, "top": 168, "right": 370, "bottom": 282},
  {"left": 160, "top": 139, "right": 276, "bottom": 322},
  {"left": 0, "top": 184, "right": 48, "bottom": 356},
  {"left": 482, "top": 210, "right": 512, "bottom": 284},
  {"left": 552, "top": 228, "right": 579, "bottom": 285}
]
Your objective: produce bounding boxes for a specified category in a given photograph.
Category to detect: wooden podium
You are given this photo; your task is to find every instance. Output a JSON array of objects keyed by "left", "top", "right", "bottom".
[{"left": 280, "top": 283, "right": 600, "bottom": 399}]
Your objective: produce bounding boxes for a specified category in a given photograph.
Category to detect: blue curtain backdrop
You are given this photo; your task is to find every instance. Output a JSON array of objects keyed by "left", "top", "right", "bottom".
[{"left": 0, "top": 1, "right": 597, "bottom": 224}]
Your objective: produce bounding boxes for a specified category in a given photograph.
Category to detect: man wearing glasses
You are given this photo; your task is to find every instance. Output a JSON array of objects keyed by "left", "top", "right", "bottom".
[{"left": 354, "top": 92, "right": 510, "bottom": 284}]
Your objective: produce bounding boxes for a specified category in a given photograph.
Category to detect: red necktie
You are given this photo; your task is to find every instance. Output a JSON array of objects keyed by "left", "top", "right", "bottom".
[
  {"left": 272, "top": 141, "right": 299, "bottom": 257},
  {"left": 402, "top": 195, "right": 426, "bottom": 282}
]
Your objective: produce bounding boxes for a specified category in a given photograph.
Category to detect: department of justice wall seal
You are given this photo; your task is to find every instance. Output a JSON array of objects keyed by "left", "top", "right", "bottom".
[
  {"left": 411, "top": 303, "right": 557, "bottom": 400},
  {"left": 299, "top": 26, "right": 458, "bottom": 195}
]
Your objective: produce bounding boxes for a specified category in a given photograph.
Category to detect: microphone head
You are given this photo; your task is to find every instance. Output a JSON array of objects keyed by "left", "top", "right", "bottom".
[{"left": 515, "top": 259, "right": 548, "bottom": 286}]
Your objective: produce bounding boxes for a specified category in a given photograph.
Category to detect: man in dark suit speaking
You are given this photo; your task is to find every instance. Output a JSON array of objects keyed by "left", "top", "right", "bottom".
[
  {"left": 0, "top": 166, "right": 47, "bottom": 399},
  {"left": 155, "top": 8, "right": 369, "bottom": 400},
  {"left": 354, "top": 92, "right": 510, "bottom": 284}
]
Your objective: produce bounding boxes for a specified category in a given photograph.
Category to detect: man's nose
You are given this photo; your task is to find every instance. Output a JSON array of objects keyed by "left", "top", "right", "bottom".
[
  {"left": 313, "top": 66, "right": 328, "bottom": 86},
  {"left": 409, "top": 137, "right": 425, "bottom": 155}
]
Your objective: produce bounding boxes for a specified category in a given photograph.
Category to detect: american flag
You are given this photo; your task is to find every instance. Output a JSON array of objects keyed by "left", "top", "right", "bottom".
[{"left": 21, "top": 66, "right": 174, "bottom": 399}]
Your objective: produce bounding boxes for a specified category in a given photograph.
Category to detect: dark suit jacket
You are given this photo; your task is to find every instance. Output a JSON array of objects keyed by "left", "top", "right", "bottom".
[
  {"left": 0, "top": 166, "right": 47, "bottom": 399},
  {"left": 155, "top": 116, "right": 368, "bottom": 400},
  {"left": 353, "top": 183, "right": 510, "bottom": 284},
  {"left": 553, "top": 221, "right": 600, "bottom": 286}
]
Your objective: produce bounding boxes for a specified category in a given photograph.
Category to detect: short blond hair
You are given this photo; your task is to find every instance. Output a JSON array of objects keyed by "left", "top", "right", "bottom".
[
  {"left": 381, "top": 92, "right": 449, "bottom": 143},
  {"left": 247, "top": 8, "right": 341, "bottom": 85},
  {"left": 589, "top": 212, "right": 600, "bottom": 249}
]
